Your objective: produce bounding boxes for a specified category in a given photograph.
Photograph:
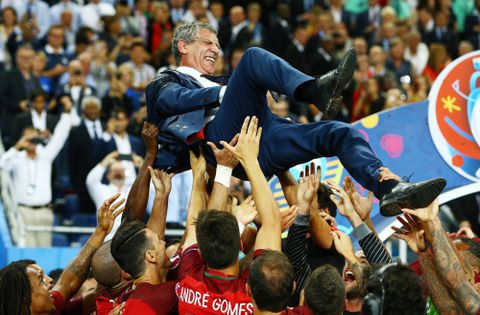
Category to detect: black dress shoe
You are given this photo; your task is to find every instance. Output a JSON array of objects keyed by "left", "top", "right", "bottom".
[
  {"left": 379, "top": 178, "right": 446, "bottom": 217},
  {"left": 314, "top": 48, "right": 357, "bottom": 118}
]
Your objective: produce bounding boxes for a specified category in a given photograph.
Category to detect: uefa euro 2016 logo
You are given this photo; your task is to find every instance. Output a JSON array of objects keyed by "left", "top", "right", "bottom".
[{"left": 428, "top": 52, "right": 480, "bottom": 182}]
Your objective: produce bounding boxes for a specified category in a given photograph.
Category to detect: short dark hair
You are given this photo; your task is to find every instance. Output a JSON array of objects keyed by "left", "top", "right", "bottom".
[
  {"left": 111, "top": 220, "right": 152, "bottom": 279},
  {"left": 248, "top": 250, "right": 294, "bottom": 312},
  {"left": 365, "top": 264, "right": 425, "bottom": 315},
  {"left": 304, "top": 264, "right": 345, "bottom": 315},
  {"left": 196, "top": 210, "right": 240, "bottom": 269},
  {"left": 0, "top": 261, "right": 32, "bottom": 315},
  {"left": 130, "top": 42, "right": 146, "bottom": 51},
  {"left": 317, "top": 184, "right": 336, "bottom": 217},
  {"left": 92, "top": 240, "right": 122, "bottom": 288},
  {"left": 30, "top": 87, "right": 47, "bottom": 102}
]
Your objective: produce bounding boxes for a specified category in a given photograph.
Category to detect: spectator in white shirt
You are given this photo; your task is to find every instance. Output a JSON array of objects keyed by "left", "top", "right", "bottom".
[
  {"left": 0, "top": 100, "right": 75, "bottom": 247},
  {"left": 122, "top": 42, "right": 155, "bottom": 92},
  {"left": 404, "top": 30, "right": 429, "bottom": 76},
  {"left": 11, "top": 88, "right": 59, "bottom": 145},
  {"left": 80, "top": 0, "right": 115, "bottom": 32},
  {"left": 14, "top": 0, "right": 50, "bottom": 38},
  {"left": 50, "top": 0, "right": 81, "bottom": 33},
  {"left": 86, "top": 150, "right": 143, "bottom": 240}
]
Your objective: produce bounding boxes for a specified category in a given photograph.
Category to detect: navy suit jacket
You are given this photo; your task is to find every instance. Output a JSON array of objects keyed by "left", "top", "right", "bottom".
[{"left": 145, "top": 69, "right": 223, "bottom": 171}]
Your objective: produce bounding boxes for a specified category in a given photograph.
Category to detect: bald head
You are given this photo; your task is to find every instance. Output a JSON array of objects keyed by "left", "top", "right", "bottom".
[{"left": 91, "top": 241, "right": 122, "bottom": 288}]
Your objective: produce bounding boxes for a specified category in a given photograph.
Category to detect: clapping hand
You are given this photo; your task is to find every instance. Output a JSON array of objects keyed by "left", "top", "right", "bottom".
[
  {"left": 343, "top": 176, "right": 373, "bottom": 221},
  {"left": 96, "top": 193, "right": 126, "bottom": 235},
  {"left": 232, "top": 195, "right": 258, "bottom": 226},
  {"left": 221, "top": 116, "right": 262, "bottom": 165},
  {"left": 297, "top": 163, "right": 321, "bottom": 215}
]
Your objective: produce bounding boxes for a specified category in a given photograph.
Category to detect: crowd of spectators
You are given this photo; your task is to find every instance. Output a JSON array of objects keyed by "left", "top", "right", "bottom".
[{"left": 1, "top": 1, "right": 480, "bottom": 313}]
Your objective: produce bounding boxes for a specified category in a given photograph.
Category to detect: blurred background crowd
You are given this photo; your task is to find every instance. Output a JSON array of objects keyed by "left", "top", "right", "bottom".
[{"left": 0, "top": 0, "right": 480, "bottom": 247}]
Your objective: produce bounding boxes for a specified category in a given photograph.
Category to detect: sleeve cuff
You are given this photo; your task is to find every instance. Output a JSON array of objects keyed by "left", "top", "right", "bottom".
[
  {"left": 294, "top": 214, "right": 310, "bottom": 227},
  {"left": 352, "top": 223, "right": 372, "bottom": 240}
]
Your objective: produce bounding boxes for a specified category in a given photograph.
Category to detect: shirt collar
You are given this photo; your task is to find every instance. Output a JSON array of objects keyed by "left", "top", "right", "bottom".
[
  {"left": 31, "top": 109, "right": 45, "bottom": 119},
  {"left": 45, "top": 44, "right": 64, "bottom": 54},
  {"left": 176, "top": 66, "right": 205, "bottom": 82}
]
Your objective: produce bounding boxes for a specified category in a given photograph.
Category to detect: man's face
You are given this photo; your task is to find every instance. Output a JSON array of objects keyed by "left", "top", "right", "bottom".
[
  {"left": 83, "top": 103, "right": 100, "bottom": 121},
  {"left": 114, "top": 112, "right": 129, "bottom": 133},
  {"left": 107, "top": 161, "right": 126, "bottom": 185},
  {"left": 342, "top": 251, "right": 368, "bottom": 297},
  {"left": 48, "top": 28, "right": 65, "bottom": 48},
  {"left": 27, "top": 264, "right": 55, "bottom": 314},
  {"left": 130, "top": 46, "right": 144, "bottom": 64},
  {"left": 31, "top": 95, "right": 46, "bottom": 113},
  {"left": 180, "top": 28, "right": 220, "bottom": 75},
  {"left": 16, "top": 48, "right": 34, "bottom": 71},
  {"left": 145, "top": 229, "right": 169, "bottom": 268}
]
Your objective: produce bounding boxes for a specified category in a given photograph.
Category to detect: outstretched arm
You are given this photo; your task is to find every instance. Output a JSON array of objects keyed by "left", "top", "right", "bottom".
[
  {"left": 180, "top": 150, "right": 208, "bottom": 251},
  {"left": 123, "top": 122, "right": 158, "bottom": 222},
  {"left": 147, "top": 167, "right": 174, "bottom": 239},
  {"left": 404, "top": 200, "right": 480, "bottom": 315},
  {"left": 54, "top": 194, "right": 125, "bottom": 302},
  {"left": 222, "top": 117, "right": 281, "bottom": 251},
  {"left": 206, "top": 134, "right": 239, "bottom": 211}
]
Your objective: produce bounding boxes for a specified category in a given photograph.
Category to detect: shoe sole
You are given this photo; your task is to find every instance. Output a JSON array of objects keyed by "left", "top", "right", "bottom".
[
  {"left": 324, "top": 49, "right": 357, "bottom": 118},
  {"left": 379, "top": 178, "right": 447, "bottom": 217}
]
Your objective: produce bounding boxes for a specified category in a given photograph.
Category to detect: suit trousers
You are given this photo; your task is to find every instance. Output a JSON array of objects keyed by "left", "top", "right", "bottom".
[
  {"left": 18, "top": 205, "right": 54, "bottom": 247},
  {"left": 204, "top": 47, "right": 384, "bottom": 197}
]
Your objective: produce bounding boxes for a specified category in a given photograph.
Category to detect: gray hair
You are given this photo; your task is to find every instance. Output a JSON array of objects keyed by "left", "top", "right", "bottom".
[
  {"left": 81, "top": 96, "right": 102, "bottom": 111},
  {"left": 172, "top": 20, "right": 217, "bottom": 65}
]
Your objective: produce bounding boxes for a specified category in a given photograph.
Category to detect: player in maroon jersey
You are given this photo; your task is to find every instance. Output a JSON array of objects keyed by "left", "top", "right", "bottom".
[{"left": 176, "top": 116, "right": 283, "bottom": 315}]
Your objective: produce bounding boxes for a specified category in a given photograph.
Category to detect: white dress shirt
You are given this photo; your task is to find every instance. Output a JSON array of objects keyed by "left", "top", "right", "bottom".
[
  {"left": 31, "top": 110, "right": 47, "bottom": 131},
  {"left": 14, "top": 0, "right": 51, "bottom": 38},
  {"left": 0, "top": 113, "right": 73, "bottom": 206},
  {"left": 86, "top": 164, "right": 131, "bottom": 241},
  {"left": 404, "top": 42, "right": 429, "bottom": 76},
  {"left": 84, "top": 119, "right": 103, "bottom": 140},
  {"left": 176, "top": 66, "right": 226, "bottom": 125},
  {"left": 80, "top": 2, "right": 115, "bottom": 31},
  {"left": 50, "top": 1, "right": 82, "bottom": 32}
]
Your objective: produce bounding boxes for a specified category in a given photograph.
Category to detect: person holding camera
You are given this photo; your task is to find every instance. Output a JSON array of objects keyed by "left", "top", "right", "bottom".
[
  {"left": 0, "top": 97, "right": 76, "bottom": 247},
  {"left": 86, "top": 150, "right": 144, "bottom": 241}
]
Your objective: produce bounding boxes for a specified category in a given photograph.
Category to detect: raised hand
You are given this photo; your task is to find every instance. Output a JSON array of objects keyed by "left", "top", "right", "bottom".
[
  {"left": 391, "top": 214, "right": 427, "bottom": 254},
  {"left": 100, "top": 151, "right": 119, "bottom": 167},
  {"left": 97, "top": 193, "right": 126, "bottom": 235},
  {"left": 132, "top": 153, "right": 144, "bottom": 168},
  {"left": 189, "top": 149, "right": 207, "bottom": 178},
  {"left": 319, "top": 211, "right": 337, "bottom": 228},
  {"left": 207, "top": 134, "right": 240, "bottom": 168},
  {"left": 141, "top": 122, "right": 160, "bottom": 155},
  {"left": 343, "top": 176, "right": 373, "bottom": 221},
  {"left": 220, "top": 116, "right": 262, "bottom": 165},
  {"left": 281, "top": 205, "right": 299, "bottom": 231},
  {"left": 297, "top": 163, "right": 321, "bottom": 215},
  {"left": 331, "top": 230, "right": 355, "bottom": 261},
  {"left": 232, "top": 195, "right": 258, "bottom": 226},
  {"left": 148, "top": 166, "right": 174, "bottom": 195},
  {"left": 328, "top": 180, "right": 356, "bottom": 219},
  {"left": 402, "top": 198, "right": 439, "bottom": 223}
]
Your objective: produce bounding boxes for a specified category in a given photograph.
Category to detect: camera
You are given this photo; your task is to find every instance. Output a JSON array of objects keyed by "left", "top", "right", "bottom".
[
  {"left": 73, "top": 69, "right": 82, "bottom": 76},
  {"left": 29, "top": 137, "right": 46, "bottom": 145},
  {"left": 116, "top": 72, "right": 122, "bottom": 80}
]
